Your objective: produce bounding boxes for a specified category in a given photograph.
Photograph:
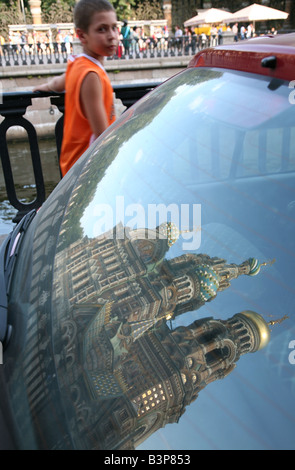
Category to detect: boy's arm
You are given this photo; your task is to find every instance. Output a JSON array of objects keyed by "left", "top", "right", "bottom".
[
  {"left": 33, "top": 73, "right": 66, "bottom": 92},
  {"left": 80, "top": 72, "right": 109, "bottom": 141}
]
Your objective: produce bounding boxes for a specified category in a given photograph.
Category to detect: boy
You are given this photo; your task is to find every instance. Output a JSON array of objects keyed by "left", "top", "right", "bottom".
[{"left": 35, "top": 0, "right": 118, "bottom": 176}]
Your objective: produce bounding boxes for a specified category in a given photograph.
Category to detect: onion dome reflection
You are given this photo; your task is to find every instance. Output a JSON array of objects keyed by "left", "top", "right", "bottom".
[
  {"left": 44, "top": 223, "right": 273, "bottom": 449},
  {"left": 55, "top": 307, "right": 270, "bottom": 450},
  {"left": 52, "top": 222, "right": 269, "bottom": 331},
  {"left": 240, "top": 310, "right": 271, "bottom": 351},
  {"left": 6, "top": 207, "right": 274, "bottom": 450}
]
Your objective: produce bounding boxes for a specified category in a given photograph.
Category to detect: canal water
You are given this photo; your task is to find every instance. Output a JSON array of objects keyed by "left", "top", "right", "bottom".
[{"left": 0, "top": 137, "right": 61, "bottom": 236}]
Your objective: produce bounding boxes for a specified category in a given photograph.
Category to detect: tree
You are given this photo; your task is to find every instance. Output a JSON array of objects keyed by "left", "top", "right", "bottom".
[
  {"left": 133, "top": 0, "right": 163, "bottom": 21},
  {"left": 170, "top": 0, "right": 295, "bottom": 29},
  {"left": 41, "top": 0, "right": 74, "bottom": 23},
  {"left": 172, "top": 0, "right": 198, "bottom": 30},
  {"left": 110, "top": 0, "right": 136, "bottom": 20},
  {"left": 0, "top": 1, "right": 32, "bottom": 38}
]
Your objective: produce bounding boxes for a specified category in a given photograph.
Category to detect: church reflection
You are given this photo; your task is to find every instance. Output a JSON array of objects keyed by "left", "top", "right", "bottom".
[{"left": 52, "top": 221, "right": 271, "bottom": 450}]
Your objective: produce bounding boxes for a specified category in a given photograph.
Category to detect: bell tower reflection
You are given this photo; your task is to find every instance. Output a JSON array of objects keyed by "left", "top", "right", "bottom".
[
  {"left": 52, "top": 222, "right": 272, "bottom": 450},
  {"left": 55, "top": 222, "right": 267, "bottom": 328},
  {"left": 119, "top": 310, "right": 269, "bottom": 427}
]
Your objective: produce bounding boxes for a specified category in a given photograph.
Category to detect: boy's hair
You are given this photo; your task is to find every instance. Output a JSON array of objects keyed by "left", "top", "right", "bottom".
[{"left": 74, "top": 0, "right": 115, "bottom": 32}]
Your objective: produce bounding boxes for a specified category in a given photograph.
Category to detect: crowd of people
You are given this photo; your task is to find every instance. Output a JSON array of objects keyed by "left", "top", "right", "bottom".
[
  {"left": 1, "top": 18, "right": 273, "bottom": 60},
  {"left": 0, "top": 29, "right": 74, "bottom": 56},
  {"left": 1, "top": 24, "right": 195, "bottom": 57},
  {"left": 173, "top": 22, "right": 277, "bottom": 47}
]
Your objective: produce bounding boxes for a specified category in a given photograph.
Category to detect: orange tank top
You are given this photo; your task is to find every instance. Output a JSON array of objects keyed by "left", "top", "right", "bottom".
[{"left": 60, "top": 55, "right": 115, "bottom": 176}]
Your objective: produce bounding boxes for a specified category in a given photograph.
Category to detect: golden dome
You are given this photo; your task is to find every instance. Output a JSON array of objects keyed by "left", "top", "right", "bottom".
[{"left": 240, "top": 310, "right": 271, "bottom": 351}]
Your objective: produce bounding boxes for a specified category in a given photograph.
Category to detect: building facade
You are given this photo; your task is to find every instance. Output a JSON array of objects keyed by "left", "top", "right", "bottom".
[{"left": 48, "top": 211, "right": 270, "bottom": 449}]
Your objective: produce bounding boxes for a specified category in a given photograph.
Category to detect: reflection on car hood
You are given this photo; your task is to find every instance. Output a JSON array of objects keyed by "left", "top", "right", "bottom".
[
  {"left": 51, "top": 215, "right": 271, "bottom": 449},
  {"left": 2, "top": 65, "right": 294, "bottom": 450}
]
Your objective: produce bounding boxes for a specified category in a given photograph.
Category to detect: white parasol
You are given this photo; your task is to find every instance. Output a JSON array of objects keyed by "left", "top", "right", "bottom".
[
  {"left": 184, "top": 8, "right": 233, "bottom": 27},
  {"left": 222, "top": 3, "right": 288, "bottom": 28}
]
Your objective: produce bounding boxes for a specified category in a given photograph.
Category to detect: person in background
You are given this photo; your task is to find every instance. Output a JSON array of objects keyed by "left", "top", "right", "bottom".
[
  {"left": 0, "top": 34, "right": 5, "bottom": 58},
  {"left": 246, "top": 23, "right": 253, "bottom": 39},
  {"left": 174, "top": 25, "right": 183, "bottom": 52},
  {"left": 33, "top": 0, "right": 118, "bottom": 177},
  {"left": 240, "top": 25, "right": 245, "bottom": 40},
  {"left": 121, "top": 20, "right": 130, "bottom": 55},
  {"left": 218, "top": 26, "right": 223, "bottom": 45},
  {"left": 131, "top": 26, "right": 140, "bottom": 56},
  {"left": 174, "top": 25, "right": 183, "bottom": 39},
  {"left": 232, "top": 23, "right": 238, "bottom": 42}
]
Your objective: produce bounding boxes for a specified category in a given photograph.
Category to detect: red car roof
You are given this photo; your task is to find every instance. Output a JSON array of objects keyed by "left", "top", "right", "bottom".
[{"left": 188, "top": 33, "right": 295, "bottom": 81}]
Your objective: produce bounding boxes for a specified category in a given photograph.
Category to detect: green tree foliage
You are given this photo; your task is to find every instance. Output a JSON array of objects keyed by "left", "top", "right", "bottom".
[
  {"left": 0, "top": 0, "right": 293, "bottom": 37},
  {"left": 0, "top": 0, "right": 165, "bottom": 33},
  {"left": 132, "top": 0, "right": 162, "bottom": 21},
  {"left": 172, "top": 0, "right": 199, "bottom": 29},
  {"left": 109, "top": 0, "right": 163, "bottom": 21},
  {"left": 41, "top": 0, "right": 75, "bottom": 23},
  {"left": 193, "top": 0, "right": 288, "bottom": 12},
  {"left": 110, "top": 0, "right": 136, "bottom": 20},
  {"left": 0, "top": 1, "right": 32, "bottom": 37},
  {"left": 173, "top": 0, "right": 294, "bottom": 30}
]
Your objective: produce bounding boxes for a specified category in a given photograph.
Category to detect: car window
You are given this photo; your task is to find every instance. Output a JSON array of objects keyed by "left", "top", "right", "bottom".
[
  {"left": 6, "top": 66, "right": 295, "bottom": 450},
  {"left": 126, "top": 68, "right": 293, "bottom": 183}
]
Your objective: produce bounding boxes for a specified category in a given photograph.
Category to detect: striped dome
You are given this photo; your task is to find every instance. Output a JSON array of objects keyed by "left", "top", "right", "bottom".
[
  {"left": 248, "top": 258, "right": 262, "bottom": 276},
  {"left": 196, "top": 265, "right": 220, "bottom": 302},
  {"left": 158, "top": 222, "right": 180, "bottom": 247}
]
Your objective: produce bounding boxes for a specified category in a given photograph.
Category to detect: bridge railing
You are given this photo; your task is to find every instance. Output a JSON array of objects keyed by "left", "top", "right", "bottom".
[
  {"left": 0, "top": 83, "right": 159, "bottom": 222},
  {"left": 0, "top": 35, "right": 209, "bottom": 67}
]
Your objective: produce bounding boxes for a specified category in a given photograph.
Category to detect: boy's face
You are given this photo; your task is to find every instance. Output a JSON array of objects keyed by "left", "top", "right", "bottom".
[{"left": 77, "top": 10, "right": 118, "bottom": 60}]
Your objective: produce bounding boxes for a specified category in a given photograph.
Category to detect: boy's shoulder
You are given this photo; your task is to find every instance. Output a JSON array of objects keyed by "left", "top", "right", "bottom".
[
  {"left": 67, "top": 54, "right": 106, "bottom": 74},
  {"left": 65, "top": 54, "right": 112, "bottom": 91}
]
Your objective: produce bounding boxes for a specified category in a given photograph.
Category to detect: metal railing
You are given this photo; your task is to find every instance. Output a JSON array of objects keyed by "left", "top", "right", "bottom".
[
  {"left": 0, "top": 42, "right": 69, "bottom": 66},
  {"left": 0, "top": 35, "right": 206, "bottom": 67},
  {"left": 0, "top": 83, "right": 159, "bottom": 222}
]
